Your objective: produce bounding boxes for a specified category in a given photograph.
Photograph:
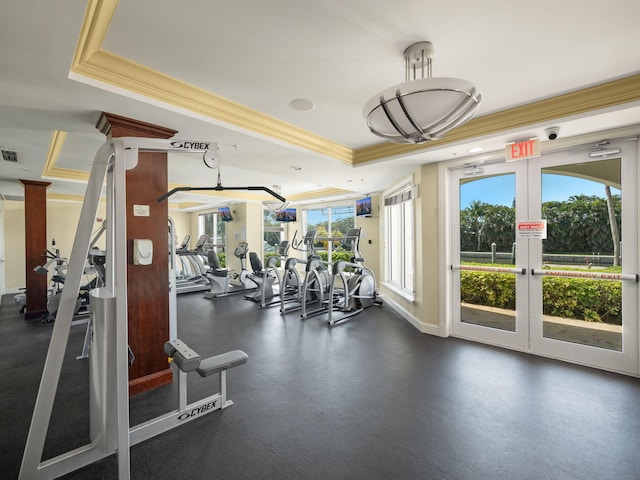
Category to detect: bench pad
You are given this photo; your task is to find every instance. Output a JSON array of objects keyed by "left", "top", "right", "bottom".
[{"left": 196, "top": 350, "right": 248, "bottom": 377}]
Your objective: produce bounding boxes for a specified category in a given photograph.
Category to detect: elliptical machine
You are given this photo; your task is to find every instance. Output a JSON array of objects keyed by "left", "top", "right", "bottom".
[
  {"left": 326, "top": 228, "right": 381, "bottom": 326},
  {"left": 279, "top": 230, "right": 316, "bottom": 314},
  {"left": 299, "top": 231, "right": 333, "bottom": 319}
]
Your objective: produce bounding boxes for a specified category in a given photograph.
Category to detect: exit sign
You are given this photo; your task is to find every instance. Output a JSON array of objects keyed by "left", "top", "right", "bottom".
[{"left": 505, "top": 138, "right": 540, "bottom": 161}]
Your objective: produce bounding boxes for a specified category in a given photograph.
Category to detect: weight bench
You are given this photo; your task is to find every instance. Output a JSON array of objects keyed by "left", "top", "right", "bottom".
[{"left": 163, "top": 339, "right": 247, "bottom": 410}]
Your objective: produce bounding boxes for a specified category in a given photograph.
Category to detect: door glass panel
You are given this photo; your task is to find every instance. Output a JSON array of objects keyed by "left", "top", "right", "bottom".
[
  {"left": 540, "top": 159, "right": 622, "bottom": 351},
  {"left": 459, "top": 173, "right": 517, "bottom": 331}
]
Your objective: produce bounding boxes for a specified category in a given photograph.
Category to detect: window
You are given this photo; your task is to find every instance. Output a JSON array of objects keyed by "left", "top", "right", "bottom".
[
  {"left": 263, "top": 208, "right": 283, "bottom": 257},
  {"left": 198, "top": 211, "right": 226, "bottom": 252},
  {"left": 384, "top": 179, "right": 414, "bottom": 296},
  {"left": 305, "top": 204, "right": 355, "bottom": 260}
]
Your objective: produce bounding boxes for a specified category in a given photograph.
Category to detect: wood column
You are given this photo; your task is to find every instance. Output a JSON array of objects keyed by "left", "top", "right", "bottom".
[
  {"left": 20, "top": 180, "right": 50, "bottom": 320},
  {"left": 96, "top": 112, "right": 178, "bottom": 396}
]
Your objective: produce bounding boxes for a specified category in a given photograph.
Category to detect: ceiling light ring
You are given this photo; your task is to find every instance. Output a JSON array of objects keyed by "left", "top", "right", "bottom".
[
  {"left": 395, "top": 89, "right": 427, "bottom": 139},
  {"left": 379, "top": 93, "right": 411, "bottom": 140}
]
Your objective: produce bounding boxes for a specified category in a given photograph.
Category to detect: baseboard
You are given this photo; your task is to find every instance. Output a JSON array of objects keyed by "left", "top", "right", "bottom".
[
  {"left": 381, "top": 295, "right": 446, "bottom": 337},
  {"left": 129, "top": 368, "right": 173, "bottom": 396}
]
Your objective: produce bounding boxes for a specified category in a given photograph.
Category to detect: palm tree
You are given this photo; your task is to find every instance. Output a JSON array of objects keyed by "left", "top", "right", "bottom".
[
  {"left": 604, "top": 185, "right": 620, "bottom": 266},
  {"left": 467, "top": 200, "right": 486, "bottom": 251}
]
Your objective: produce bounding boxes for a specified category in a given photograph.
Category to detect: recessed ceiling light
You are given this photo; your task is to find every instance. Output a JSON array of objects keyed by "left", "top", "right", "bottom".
[
  {"left": 468, "top": 147, "right": 484, "bottom": 153},
  {"left": 289, "top": 98, "right": 314, "bottom": 111}
]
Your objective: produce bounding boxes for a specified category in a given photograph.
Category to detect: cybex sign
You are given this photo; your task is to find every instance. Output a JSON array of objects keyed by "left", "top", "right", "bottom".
[
  {"left": 505, "top": 138, "right": 540, "bottom": 162},
  {"left": 170, "top": 141, "right": 213, "bottom": 150}
]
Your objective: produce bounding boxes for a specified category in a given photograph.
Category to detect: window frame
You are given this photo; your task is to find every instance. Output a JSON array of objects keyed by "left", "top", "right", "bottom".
[
  {"left": 263, "top": 207, "right": 284, "bottom": 257},
  {"left": 197, "top": 210, "right": 226, "bottom": 252},
  {"left": 304, "top": 203, "right": 356, "bottom": 261},
  {"left": 383, "top": 177, "right": 415, "bottom": 299}
]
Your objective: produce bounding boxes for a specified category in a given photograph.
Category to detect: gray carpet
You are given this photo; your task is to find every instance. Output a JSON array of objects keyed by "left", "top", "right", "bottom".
[{"left": 2, "top": 292, "right": 640, "bottom": 479}]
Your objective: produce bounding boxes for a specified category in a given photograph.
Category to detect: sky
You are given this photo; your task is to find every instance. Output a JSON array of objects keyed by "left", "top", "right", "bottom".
[
  {"left": 299, "top": 175, "right": 618, "bottom": 217},
  {"left": 460, "top": 173, "right": 620, "bottom": 209}
]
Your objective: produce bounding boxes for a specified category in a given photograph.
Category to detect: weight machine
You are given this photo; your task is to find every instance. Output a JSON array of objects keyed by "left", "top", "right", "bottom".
[{"left": 19, "top": 138, "right": 277, "bottom": 480}]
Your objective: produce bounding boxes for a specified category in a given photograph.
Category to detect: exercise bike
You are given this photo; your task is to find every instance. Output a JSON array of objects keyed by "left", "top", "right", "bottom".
[
  {"left": 245, "top": 240, "right": 294, "bottom": 308},
  {"left": 204, "top": 241, "right": 259, "bottom": 299}
]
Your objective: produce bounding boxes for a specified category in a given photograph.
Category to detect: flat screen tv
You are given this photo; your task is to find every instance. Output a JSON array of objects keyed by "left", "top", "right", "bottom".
[
  {"left": 276, "top": 208, "right": 297, "bottom": 222},
  {"left": 218, "top": 206, "right": 233, "bottom": 222},
  {"left": 356, "top": 197, "right": 372, "bottom": 217}
]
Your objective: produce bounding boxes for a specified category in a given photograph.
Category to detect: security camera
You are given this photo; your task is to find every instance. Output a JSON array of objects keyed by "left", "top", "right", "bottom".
[{"left": 545, "top": 126, "right": 560, "bottom": 140}]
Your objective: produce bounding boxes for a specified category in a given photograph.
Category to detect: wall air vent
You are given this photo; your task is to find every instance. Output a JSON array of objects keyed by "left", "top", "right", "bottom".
[{"left": 1, "top": 148, "right": 22, "bottom": 164}]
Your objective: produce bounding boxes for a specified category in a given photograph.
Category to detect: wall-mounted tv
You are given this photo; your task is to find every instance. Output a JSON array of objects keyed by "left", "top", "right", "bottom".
[
  {"left": 218, "top": 206, "right": 233, "bottom": 222},
  {"left": 356, "top": 197, "right": 372, "bottom": 217},
  {"left": 276, "top": 208, "right": 297, "bottom": 223}
]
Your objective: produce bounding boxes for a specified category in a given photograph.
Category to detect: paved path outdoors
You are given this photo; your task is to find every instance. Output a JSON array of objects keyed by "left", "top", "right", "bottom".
[{"left": 461, "top": 303, "right": 622, "bottom": 351}]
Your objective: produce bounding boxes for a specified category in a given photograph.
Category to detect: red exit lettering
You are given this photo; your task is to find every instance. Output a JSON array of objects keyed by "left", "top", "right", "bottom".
[
  {"left": 506, "top": 138, "right": 540, "bottom": 161},
  {"left": 511, "top": 140, "right": 534, "bottom": 158}
]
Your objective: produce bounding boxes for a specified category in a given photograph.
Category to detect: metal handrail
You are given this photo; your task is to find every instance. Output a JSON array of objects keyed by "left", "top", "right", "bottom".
[
  {"left": 530, "top": 269, "right": 638, "bottom": 282},
  {"left": 451, "top": 265, "right": 526, "bottom": 275}
]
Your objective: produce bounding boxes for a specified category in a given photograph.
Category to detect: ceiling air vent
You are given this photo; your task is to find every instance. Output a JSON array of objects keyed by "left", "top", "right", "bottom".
[{"left": 1, "top": 148, "right": 22, "bottom": 164}]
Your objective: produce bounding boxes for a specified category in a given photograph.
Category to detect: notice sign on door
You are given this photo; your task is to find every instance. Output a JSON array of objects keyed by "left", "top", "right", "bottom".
[{"left": 517, "top": 220, "right": 547, "bottom": 239}]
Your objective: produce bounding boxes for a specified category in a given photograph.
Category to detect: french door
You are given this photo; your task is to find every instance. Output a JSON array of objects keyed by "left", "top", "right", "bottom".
[{"left": 450, "top": 140, "right": 639, "bottom": 375}]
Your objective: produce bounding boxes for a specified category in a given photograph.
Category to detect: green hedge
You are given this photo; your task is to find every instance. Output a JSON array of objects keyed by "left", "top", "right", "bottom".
[
  {"left": 316, "top": 251, "right": 358, "bottom": 263},
  {"left": 258, "top": 251, "right": 360, "bottom": 271},
  {"left": 264, "top": 252, "right": 281, "bottom": 267},
  {"left": 460, "top": 272, "right": 516, "bottom": 310},
  {"left": 460, "top": 268, "right": 622, "bottom": 325}
]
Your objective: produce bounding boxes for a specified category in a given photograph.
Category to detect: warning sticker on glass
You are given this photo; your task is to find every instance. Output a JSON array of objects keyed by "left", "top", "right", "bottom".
[{"left": 517, "top": 220, "right": 547, "bottom": 239}]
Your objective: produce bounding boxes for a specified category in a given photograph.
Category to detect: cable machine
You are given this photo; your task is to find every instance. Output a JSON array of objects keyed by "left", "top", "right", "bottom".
[{"left": 20, "top": 138, "right": 281, "bottom": 479}]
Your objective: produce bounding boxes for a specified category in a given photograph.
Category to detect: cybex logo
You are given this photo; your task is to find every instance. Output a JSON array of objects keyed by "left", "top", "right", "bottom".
[
  {"left": 170, "top": 141, "right": 210, "bottom": 150},
  {"left": 177, "top": 399, "right": 218, "bottom": 420}
]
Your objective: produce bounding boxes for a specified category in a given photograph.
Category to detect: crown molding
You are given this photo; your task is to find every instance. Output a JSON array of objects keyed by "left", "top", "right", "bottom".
[
  {"left": 71, "top": 0, "right": 352, "bottom": 163},
  {"left": 286, "top": 187, "right": 352, "bottom": 202},
  {"left": 70, "top": 0, "right": 640, "bottom": 173},
  {"left": 353, "top": 74, "right": 640, "bottom": 164}
]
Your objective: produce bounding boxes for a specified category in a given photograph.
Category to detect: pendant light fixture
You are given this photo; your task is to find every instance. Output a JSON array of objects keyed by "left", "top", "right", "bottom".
[{"left": 363, "top": 41, "right": 482, "bottom": 144}]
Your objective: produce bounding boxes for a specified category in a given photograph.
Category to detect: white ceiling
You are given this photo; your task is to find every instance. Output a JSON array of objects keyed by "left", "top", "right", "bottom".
[{"left": 1, "top": 0, "right": 639, "bottom": 209}]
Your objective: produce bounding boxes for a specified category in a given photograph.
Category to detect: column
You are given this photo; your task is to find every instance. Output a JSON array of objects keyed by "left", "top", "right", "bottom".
[
  {"left": 20, "top": 180, "right": 50, "bottom": 320},
  {"left": 97, "top": 112, "right": 178, "bottom": 395}
]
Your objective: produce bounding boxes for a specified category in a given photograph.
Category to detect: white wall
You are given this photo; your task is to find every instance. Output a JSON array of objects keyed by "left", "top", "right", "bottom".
[
  {"left": 169, "top": 211, "right": 191, "bottom": 248},
  {"left": 5, "top": 200, "right": 26, "bottom": 291},
  {"left": 355, "top": 194, "right": 380, "bottom": 280},
  {"left": 377, "top": 164, "right": 442, "bottom": 336},
  {"left": 0, "top": 199, "right": 5, "bottom": 295}
]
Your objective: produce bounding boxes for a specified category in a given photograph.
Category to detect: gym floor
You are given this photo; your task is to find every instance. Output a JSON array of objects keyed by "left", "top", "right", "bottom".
[{"left": 2, "top": 292, "right": 640, "bottom": 479}]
